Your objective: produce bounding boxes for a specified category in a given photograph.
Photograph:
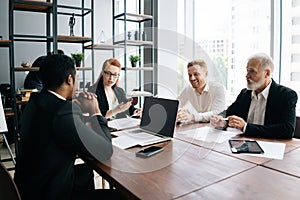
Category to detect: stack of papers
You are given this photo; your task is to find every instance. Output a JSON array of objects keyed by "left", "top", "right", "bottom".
[
  {"left": 244, "top": 141, "right": 286, "bottom": 160},
  {"left": 176, "top": 126, "right": 286, "bottom": 159},
  {"left": 176, "top": 126, "right": 241, "bottom": 144},
  {"left": 112, "top": 130, "right": 170, "bottom": 149},
  {"left": 108, "top": 117, "right": 140, "bottom": 131}
]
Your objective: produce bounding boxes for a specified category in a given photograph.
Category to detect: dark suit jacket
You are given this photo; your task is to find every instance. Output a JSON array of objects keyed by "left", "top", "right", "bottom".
[
  {"left": 88, "top": 76, "right": 136, "bottom": 118},
  {"left": 225, "top": 80, "right": 297, "bottom": 139},
  {"left": 14, "top": 90, "right": 113, "bottom": 200}
]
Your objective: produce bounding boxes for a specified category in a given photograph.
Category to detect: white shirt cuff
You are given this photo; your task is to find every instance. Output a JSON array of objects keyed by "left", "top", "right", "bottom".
[{"left": 243, "top": 122, "right": 247, "bottom": 133}]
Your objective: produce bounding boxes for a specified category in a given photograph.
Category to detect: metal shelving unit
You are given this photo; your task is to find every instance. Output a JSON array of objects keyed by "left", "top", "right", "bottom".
[
  {"left": 112, "top": 0, "right": 156, "bottom": 106},
  {"left": 55, "top": 0, "right": 94, "bottom": 86},
  {"left": 8, "top": 0, "right": 55, "bottom": 161},
  {"left": 8, "top": 0, "right": 94, "bottom": 158}
]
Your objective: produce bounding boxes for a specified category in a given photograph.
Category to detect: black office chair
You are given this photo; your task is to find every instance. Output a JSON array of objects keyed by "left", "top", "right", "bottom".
[
  {"left": 0, "top": 162, "right": 21, "bottom": 200},
  {"left": 294, "top": 116, "right": 300, "bottom": 139}
]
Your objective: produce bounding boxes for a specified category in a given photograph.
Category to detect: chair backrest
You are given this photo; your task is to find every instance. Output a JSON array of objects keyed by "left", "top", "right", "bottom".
[
  {"left": 0, "top": 162, "right": 21, "bottom": 200},
  {"left": 294, "top": 116, "right": 300, "bottom": 139}
]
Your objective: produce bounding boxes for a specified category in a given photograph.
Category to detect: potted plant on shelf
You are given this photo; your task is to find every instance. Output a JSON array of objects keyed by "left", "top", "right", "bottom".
[
  {"left": 71, "top": 53, "right": 84, "bottom": 67},
  {"left": 129, "top": 55, "right": 140, "bottom": 67}
]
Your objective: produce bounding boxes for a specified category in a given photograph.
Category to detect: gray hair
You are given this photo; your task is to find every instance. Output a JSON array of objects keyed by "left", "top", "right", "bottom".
[{"left": 248, "top": 53, "right": 274, "bottom": 72}]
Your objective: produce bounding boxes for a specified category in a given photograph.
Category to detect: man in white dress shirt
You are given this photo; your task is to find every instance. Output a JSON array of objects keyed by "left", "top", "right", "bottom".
[{"left": 177, "top": 59, "right": 226, "bottom": 123}]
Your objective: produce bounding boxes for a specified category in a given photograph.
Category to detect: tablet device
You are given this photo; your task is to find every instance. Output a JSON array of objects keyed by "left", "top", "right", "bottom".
[{"left": 229, "top": 140, "right": 264, "bottom": 154}]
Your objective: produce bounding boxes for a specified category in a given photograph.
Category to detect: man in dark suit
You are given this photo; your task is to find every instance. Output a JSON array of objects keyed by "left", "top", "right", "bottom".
[
  {"left": 14, "top": 55, "right": 123, "bottom": 199},
  {"left": 211, "top": 53, "right": 298, "bottom": 139}
]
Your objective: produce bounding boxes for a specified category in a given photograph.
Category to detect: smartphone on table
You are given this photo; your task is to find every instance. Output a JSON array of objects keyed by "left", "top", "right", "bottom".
[{"left": 136, "top": 146, "right": 164, "bottom": 158}]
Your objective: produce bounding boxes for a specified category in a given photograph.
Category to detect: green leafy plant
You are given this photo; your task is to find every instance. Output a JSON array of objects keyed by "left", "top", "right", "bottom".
[
  {"left": 71, "top": 53, "right": 84, "bottom": 62},
  {"left": 129, "top": 55, "right": 141, "bottom": 63}
]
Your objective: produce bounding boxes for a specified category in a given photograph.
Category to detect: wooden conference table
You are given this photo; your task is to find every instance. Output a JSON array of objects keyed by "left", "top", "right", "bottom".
[{"left": 84, "top": 123, "right": 300, "bottom": 199}]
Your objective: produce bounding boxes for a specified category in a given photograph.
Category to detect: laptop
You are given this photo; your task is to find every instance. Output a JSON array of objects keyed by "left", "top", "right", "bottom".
[{"left": 112, "top": 96, "right": 179, "bottom": 149}]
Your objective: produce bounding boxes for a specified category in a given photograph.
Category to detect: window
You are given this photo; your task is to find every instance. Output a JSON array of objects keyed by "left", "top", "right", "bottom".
[
  {"left": 178, "top": 0, "right": 271, "bottom": 106},
  {"left": 281, "top": 0, "right": 300, "bottom": 115}
]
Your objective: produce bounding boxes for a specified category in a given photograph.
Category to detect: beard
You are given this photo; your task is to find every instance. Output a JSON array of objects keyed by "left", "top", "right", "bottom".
[{"left": 247, "top": 78, "right": 265, "bottom": 90}]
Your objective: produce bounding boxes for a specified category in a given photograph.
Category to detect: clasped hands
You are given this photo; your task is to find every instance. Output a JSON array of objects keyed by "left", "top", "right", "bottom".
[
  {"left": 73, "top": 91, "right": 101, "bottom": 116},
  {"left": 210, "top": 115, "right": 246, "bottom": 131}
]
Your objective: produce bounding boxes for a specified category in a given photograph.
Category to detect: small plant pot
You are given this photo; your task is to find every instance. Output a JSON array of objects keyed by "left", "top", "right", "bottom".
[
  {"left": 75, "top": 60, "right": 81, "bottom": 67},
  {"left": 131, "top": 62, "right": 137, "bottom": 67}
]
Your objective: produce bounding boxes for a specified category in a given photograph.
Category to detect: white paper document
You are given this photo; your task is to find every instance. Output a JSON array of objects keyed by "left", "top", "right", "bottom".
[
  {"left": 176, "top": 126, "right": 241, "bottom": 143},
  {"left": 244, "top": 141, "right": 286, "bottom": 160},
  {"left": 0, "top": 94, "right": 8, "bottom": 133},
  {"left": 112, "top": 130, "right": 170, "bottom": 149},
  {"left": 108, "top": 117, "right": 140, "bottom": 131},
  {"left": 126, "top": 91, "right": 152, "bottom": 97}
]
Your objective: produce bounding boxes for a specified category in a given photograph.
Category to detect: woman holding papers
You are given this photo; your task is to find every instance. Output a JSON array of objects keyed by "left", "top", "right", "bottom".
[
  {"left": 88, "top": 58, "right": 141, "bottom": 119},
  {"left": 177, "top": 59, "right": 226, "bottom": 123}
]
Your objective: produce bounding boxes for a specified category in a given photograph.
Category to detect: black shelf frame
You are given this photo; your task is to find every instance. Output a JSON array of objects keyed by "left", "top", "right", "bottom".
[
  {"left": 55, "top": 0, "right": 95, "bottom": 86},
  {"left": 9, "top": 1, "right": 55, "bottom": 159},
  {"left": 7, "top": 0, "right": 95, "bottom": 161},
  {"left": 112, "top": 0, "right": 155, "bottom": 100}
]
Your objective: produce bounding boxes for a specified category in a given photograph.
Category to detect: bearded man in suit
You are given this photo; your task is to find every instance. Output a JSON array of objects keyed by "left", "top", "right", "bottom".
[{"left": 211, "top": 53, "right": 298, "bottom": 139}]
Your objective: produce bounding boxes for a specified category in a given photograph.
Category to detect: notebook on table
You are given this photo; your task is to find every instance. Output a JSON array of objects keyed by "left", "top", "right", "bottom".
[{"left": 112, "top": 96, "right": 179, "bottom": 149}]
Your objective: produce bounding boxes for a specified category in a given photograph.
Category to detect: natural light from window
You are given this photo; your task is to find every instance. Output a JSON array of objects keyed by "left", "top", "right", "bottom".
[{"left": 178, "top": 0, "right": 271, "bottom": 107}]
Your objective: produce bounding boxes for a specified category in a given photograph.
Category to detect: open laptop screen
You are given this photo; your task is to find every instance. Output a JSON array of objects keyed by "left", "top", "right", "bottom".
[{"left": 140, "top": 97, "right": 179, "bottom": 138}]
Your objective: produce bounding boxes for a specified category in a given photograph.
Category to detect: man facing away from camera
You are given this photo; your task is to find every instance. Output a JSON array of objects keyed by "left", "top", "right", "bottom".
[{"left": 14, "top": 54, "right": 124, "bottom": 199}]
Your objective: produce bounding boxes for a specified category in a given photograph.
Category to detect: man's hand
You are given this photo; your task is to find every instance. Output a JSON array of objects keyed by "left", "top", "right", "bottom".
[
  {"left": 228, "top": 115, "right": 246, "bottom": 131},
  {"left": 73, "top": 91, "right": 100, "bottom": 116},
  {"left": 210, "top": 115, "right": 227, "bottom": 128},
  {"left": 177, "top": 109, "right": 194, "bottom": 123}
]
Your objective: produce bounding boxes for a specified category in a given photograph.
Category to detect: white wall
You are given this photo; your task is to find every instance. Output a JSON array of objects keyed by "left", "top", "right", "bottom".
[
  {"left": 157, "top": 0, "right": 178, "bottom": 99},
  {"left": 0, "top": 1, "right": 10, "bottom": 84}
]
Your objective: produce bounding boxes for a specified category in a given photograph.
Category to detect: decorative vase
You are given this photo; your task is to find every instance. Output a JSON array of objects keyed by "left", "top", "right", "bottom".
[
  {"left": 127, "top": 31, "right": 132, "bottom": 40},
  {"left": 131, "top": 62, "right": 137, "bottom": 67},
  {"left": 99, "top": 30, "right": 106, "bottom": 43},
  {"left": 134, "top": 31, "right": 139, "bottom": 40},
  {"left": 142, "top": 31, "right": 147, "bottom": 41}
]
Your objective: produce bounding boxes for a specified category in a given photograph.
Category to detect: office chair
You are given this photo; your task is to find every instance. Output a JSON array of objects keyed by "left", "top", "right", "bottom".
[
  {"left": 294, "top": 116, "right": 300, "bottom": 139},
  {"left": 0, "top": 162, "right": 21, "bottom": 200}
]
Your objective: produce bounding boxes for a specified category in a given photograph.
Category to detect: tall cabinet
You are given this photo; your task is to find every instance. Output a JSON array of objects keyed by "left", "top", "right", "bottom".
[
  {"left": 113, "top": 0, "right": 156, "bottom": 105},
  {"left": 8, "top": 0, "right": 94, "bottom": 156}
]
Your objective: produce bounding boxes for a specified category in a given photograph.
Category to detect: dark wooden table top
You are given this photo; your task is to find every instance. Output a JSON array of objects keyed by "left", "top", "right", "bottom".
[
  {"left": 84, "top": 122, "right": 300, "bottom": 199},
  {"left": 178, "top": 166, "right": 300, "bottom": 200},
  {"left": 85, "top": 138, "right": 254, "bottom": 200},
  {"left": 174, "top": 123, "right": 300, "bottom": 165},
  {"left": 263, "top": 146, "right": 300, "bottom": 178}
]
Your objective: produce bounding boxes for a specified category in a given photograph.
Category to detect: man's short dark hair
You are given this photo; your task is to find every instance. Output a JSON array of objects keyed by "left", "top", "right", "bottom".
[
  {"left": 47, "top": 49, "right": 65, "bottom": 56},
  {"left": 40, "top": 54, "right": 76, "bottom": 90}
]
